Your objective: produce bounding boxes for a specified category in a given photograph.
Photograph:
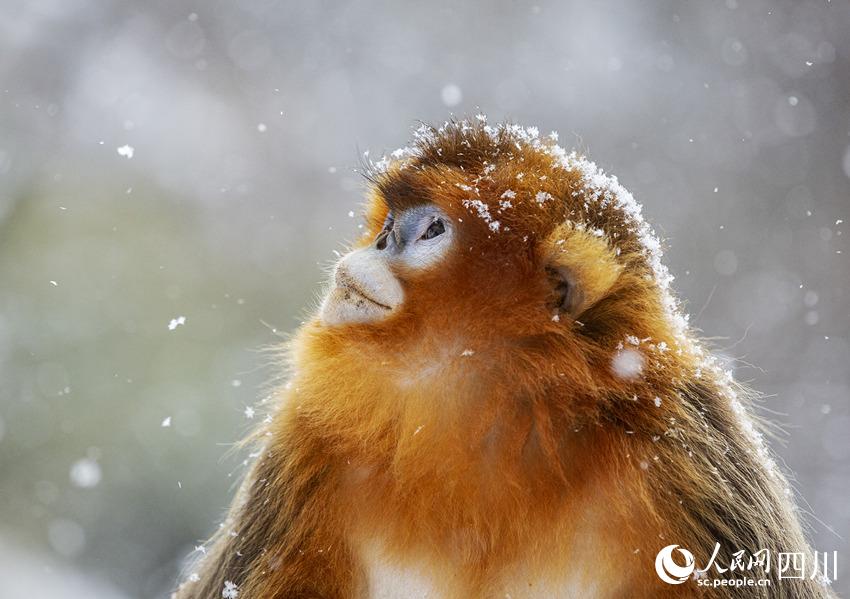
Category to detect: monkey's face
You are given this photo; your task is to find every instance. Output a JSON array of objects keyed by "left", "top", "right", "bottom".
[
  {"left": 318, "top": 178, "right": 621, "bottom": 346},
  {"left": 309, "top": 122, "right": 678, "bottom": 409},
  {"left": 320, "top": 204, "right": 456, "bottom": 326}
]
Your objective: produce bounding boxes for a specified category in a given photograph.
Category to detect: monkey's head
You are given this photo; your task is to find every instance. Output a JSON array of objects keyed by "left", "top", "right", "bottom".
[{"left": 310, "top": 119, "right": 688, "bottom": 419}]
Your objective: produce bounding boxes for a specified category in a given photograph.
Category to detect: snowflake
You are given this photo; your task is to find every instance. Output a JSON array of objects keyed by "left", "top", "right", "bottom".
[
  {"left": 535, "top": 191, "right": 553, "bottom": 204},
  {"left": 244, "top": 406, "right": 255, "bottom": 419},
  {"left": 117, "top": 144, "right": 135, "bottom": 159},
  {"left": 611, "top": 348, "right": 644, "bottom": 380},
  {"left": 461, "top": 199, "right": 500, "bottom": 232},
  {"left": 222, "top": 581, "right": 239, "bottom": 599},
  {"left": 168, "top": 316, "right": 186, "bottom": 330},
  {"left": 69, "top": 457, "right": 101, "bottom": 488}
]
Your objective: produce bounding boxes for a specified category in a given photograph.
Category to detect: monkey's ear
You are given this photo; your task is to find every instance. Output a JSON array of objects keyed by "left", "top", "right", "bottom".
[
  {"left": 542, "top": 224, "right": 622, "bottom": 318},
  {"left": 545, "top": 265, "right": 584, "bottom": 316}
]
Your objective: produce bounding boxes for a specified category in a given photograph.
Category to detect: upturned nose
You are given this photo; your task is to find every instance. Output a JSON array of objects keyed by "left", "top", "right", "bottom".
[{"left": 374, "top": 229, "right": 390, "bottom": 251}]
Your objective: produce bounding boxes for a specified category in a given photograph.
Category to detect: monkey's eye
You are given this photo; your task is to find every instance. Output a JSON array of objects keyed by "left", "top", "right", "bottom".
[
  {"left": 390, "top": 206, "right": 451, "bottom": 267},
  {"left": 420, "top": 219, "right": 445, "bottom": 240}
]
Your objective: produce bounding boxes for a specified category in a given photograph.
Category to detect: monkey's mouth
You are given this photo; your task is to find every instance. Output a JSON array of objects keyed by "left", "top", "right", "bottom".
[
  {"left": 339, "top": 283, "right": 392, "bottom": 310},
  {"left": 334, "top": 268, "right": 392, "bottom": 311}
]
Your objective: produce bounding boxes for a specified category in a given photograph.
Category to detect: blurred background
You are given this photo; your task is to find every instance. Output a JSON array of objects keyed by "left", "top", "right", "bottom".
[{"left": 0, "top": 0, "right": 848, "bottom": 596}]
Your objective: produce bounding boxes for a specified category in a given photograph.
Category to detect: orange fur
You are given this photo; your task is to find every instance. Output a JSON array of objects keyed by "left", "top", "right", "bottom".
[{"left": 174, "top": 120, "right": 832, "bottom": 599}]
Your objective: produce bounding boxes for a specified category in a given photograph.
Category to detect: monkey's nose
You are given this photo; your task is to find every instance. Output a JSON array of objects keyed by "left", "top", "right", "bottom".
[{"left": 375, "top": 230, "right": 390, "bottom": 251}]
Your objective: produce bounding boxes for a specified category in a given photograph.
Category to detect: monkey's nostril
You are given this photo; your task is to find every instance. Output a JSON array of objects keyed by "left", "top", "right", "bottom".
[{"left": 375, "top": 231, "right": 389, "bottom": 250}]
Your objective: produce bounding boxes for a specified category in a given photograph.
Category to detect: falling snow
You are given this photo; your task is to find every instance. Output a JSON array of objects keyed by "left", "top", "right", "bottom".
[
  {"left": 611, "top": 348, "right": 645, "bottom": 380},
  {"left": 440, "top": 84, "right": 462, "bottom": 107},
  {"left": 70, "top": 457, "right": 102, "bottom": 489},
  {"left": 168, "top": 316, "right": 187, "bottom": 330}
]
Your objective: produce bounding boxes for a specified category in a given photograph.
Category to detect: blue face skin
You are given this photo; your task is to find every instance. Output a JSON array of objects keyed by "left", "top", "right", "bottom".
[
  {"left": 374, "top": 205, "right": 451, "bottom": 267},
  {"left": 319, "top": 204, "right": 455, "bottom": 326}
]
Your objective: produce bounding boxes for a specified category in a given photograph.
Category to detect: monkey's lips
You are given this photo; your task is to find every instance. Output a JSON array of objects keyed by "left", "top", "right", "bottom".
[
  {"left": 320, "top": 265, "right": 397, "bottom": 326},
  {"left": 333, "top": 266, "right": 392, "bottom": 310},
  {"left": 336, "top": 280, "right": 392, "bottom": 311}
]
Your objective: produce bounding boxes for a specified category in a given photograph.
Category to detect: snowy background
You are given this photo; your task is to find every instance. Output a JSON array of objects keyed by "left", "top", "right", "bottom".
[{"left": 1, "top": 0, "right": 848, "bottom": 596}]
